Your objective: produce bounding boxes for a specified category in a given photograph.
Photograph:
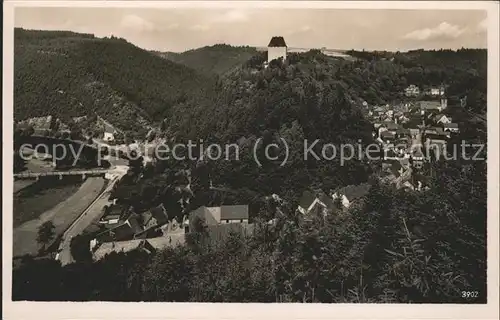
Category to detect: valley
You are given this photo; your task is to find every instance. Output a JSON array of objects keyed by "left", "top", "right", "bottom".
[{"left": 11, "top": 28, "right": 488, "bottom": 304}]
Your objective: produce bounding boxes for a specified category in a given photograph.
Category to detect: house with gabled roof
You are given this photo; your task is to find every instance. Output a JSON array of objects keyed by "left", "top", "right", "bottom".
[
  {"left": 185, "top": 205, "right": 249, "bottom": 233},
  {"left": 297, "top": 190, "right": 336, "bottom": 216},
  {"left": 418, "top": 99, "right": 448, "bottom": 113},
  {"left": 94, "top": 213, "right": 144, "bottom": 243},
  {"left": 267, "top": 36, "right": 287, "bottom": 63},
  {"left": 432, "top": 114, "right": 452, "bottom": 125},
  {"left": 332, "top": 183, "right": 371, "bottom": 209},
  {"left": 443, "top": 123, "right": 459, "bottom": 133}
]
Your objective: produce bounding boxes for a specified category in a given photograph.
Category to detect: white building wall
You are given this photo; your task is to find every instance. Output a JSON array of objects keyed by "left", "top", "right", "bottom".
[
  {"left": 103, "top": 132, "right": 114, "bottom": 141},
  {"left": 268, "top": 46, "right": 287, "bottom": 62},
  {"left": 332, "top": 194, "right": 350, "bottom": 208}
]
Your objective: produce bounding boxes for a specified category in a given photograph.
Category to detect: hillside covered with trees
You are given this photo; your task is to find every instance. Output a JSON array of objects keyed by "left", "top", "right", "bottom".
[
  {"left": 345, "top": 48, "right": 487, "bottom": 114},
  {"left": 14, "top": 28, "right": 215, "bottom": 135}
]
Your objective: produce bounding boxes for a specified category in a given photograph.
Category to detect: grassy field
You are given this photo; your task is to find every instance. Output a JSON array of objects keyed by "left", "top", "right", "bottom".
[
  {"left": 13, "top": 177, "right": 107, "bottom": 258},
  {"left": 13, "top": 180, "right": 37, "bottom": 194},
  {"left": 14, "top": 178, "right": 83, "bottom": 227}
]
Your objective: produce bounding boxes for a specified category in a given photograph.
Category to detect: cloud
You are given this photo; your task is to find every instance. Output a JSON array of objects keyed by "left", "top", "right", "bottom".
[
  {"left": 120, "top": 14, "right": 155, "bottom": 32},
  {"left": 165, "top": 23, "right": 180, "bottom": 30},
  {"left": 211, "top": 10, "right": 249, "bottom": 23},
  {"left": 190, "top": 24, "right": 210, "bottom": 31},
  {"left": 287, "top": 25, "right": 313, "bottom": 36},
  {"left": 402, "top": 22, "right": 466, "bottom": 41},
  {"left": 477, "top": 18, "right": 487, "bottom": 32}
]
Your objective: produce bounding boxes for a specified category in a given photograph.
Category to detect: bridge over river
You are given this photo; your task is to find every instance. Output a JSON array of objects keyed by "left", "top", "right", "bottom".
[{"left": 14, "top": 169, "right": 110, "bottom": 180}]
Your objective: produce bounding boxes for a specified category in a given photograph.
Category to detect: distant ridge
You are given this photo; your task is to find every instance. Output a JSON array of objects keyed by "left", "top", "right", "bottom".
[{"left": 152, "top": 44, "right": 257, "bottom": 75}]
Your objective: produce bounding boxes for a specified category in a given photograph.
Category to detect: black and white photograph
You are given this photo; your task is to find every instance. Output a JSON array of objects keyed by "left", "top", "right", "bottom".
[{"left": 3, "top": 1, "right": 499, "bottom": 319}]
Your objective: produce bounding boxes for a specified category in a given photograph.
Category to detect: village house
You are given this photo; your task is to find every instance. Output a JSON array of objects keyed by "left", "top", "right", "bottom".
[
  {"left": 20, "top": 115, "right": 54, "bottom": 136},
  {"left": 443, "top": 123, "right": 459, "bottom": 133},
  {"left": 394, "top": 137, "right": 411, "bottom": 157},
  {"left": 103, "top": 122, "right": 116, "bottom": 142},
  {"left": 379, "top": 121, "right": 399, "bottom": 134},
  {"left": 99, "top": 214, "right": 121, "bottom": 225},
  {"left": 93, "top": 203, "right": 170, "bottom": 243},
  {"left": 185, "top": 205, "right": 249, "bottom": 233},
  {"left": 405, "top": 84, "right": 420, "bottom": 97},
  {"left": 383, "top": 149, "right": 400, "bottom": 161},
  {"left": 380, "top": 131, "right": 396, "bottom": 145},
  {"left": 297, "top": 190, "right": 336, "bottom": 215},
  {"left": 418, "top": 99, "right": 448, "bottom": 113},
  {"left": 430, "top": 86, "right": 445, "bottom": 96},
  {"left": 98, "top": 204, "right": 127, "bottom": 225},
  {"left": 432, "top": 114, "right": 452, "bottom": 125},
  {"left": 373, "top": 122, "right": 384, "bottom": 130},
  {"left": 90, "top": 204, "right": 190, "bottom": 259},
  {"left": 394, "top": 111, "right": 410, "bottom": 124},
  {"left": 267, "top": 36, "right": 287, "bottom": 63},
  {"left": 396, "top": 128, "right": 411, "bottom": 139},
  {"left": 332, "top": 183, "right": 371, "bottom": 209},
  {"left": 134, "top": 203, "right": 171, "bottom": 238},
  {"left": 91, "top": 229, "right": 188, "bottom": 261},
  {"left": 94, "top": 213, "right": 143, "bottom": 243},
  {"left": 411, "top": 148, "right": 425, "bottom": 169},
  {"left": 424, "top": 126, "right": 449, "bottom": 139}
]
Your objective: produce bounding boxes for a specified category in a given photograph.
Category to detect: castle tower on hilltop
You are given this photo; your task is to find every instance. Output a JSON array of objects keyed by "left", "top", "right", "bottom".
[{"left": 267, "top": 36, "right": 287, "bottom": 63}]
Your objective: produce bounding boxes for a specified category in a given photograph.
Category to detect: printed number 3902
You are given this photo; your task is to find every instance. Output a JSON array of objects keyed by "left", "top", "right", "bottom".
[{"left": 461, "top": 291, "right": 479, "bottom": 298}]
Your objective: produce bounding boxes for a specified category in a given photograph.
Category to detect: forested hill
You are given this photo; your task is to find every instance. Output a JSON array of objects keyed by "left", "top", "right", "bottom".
[
  {"left": 14, "top": 28, "right": 215, "bottom": 131},
  {"left": 164, "top": 52, "right": 376, "bottom": 203},
  {"left": 345, "top": 48, "right": 487, "bottom": 114},
  {"left": 152, "top": 44, "right": 257, "bottom": 75}
]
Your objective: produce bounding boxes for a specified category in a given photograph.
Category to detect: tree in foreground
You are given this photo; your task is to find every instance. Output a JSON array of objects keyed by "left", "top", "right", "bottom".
[{"left": 37, "top": 221, "right": 55, "bottom": 250}]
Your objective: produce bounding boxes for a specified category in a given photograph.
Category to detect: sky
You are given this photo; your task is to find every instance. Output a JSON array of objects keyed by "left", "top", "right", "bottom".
[{"left": 14, "top": 7, "right": 488, "bottom": 52}]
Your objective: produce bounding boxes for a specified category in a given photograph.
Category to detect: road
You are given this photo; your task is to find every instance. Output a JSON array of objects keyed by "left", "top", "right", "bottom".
[{"left": 56, "top": 165, "right": 128, "bottom": 265}]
